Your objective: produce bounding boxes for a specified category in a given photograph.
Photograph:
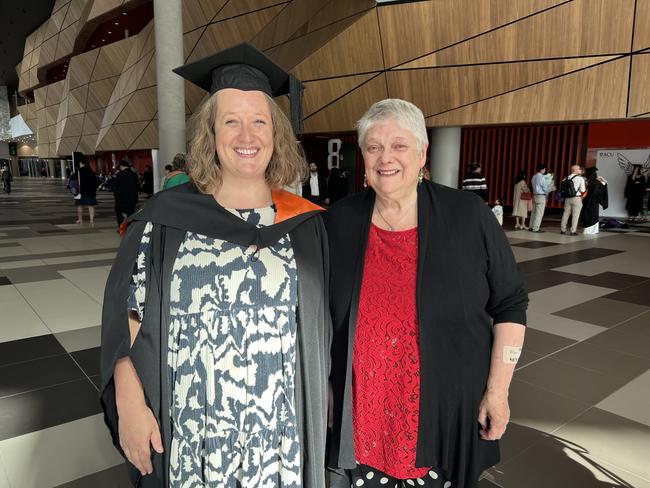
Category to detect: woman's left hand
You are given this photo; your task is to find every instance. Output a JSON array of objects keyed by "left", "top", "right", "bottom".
[{"left": 477, "top": 388, "right": 510, "bottom": 441}]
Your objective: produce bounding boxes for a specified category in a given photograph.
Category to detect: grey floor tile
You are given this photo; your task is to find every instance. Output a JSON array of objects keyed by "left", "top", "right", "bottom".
[
  {"left": 586, "top": 324, "right": 650, "bottom": 359},
  {"left": 0, "top": 378, "right": 101, "bottom": 440},
  {"left": 515, "top": 349, "right": 543, "bottom": 369},
  {"left": 524, "top": 270, "right": 586, "bottom": 293},
  {"left": 55, "top": 326, "right": 102, "bottom": 353},
  {"left": 498, "top": 422, "right": 546, "bottom": 465},
  {"left": 518, "top": 248, "right": 623, "bottom": 275},
  {"left": 3, "top": 266, "right": 63, "bottom": 283},
  {"left": 514, "top": 358, "right": 631, "bottom": 404},
  {"left": 552, "top": 297, "right": 649, "bottom": 328},
  {"left": 53, "top": 464, "right": 132, "bottom": 488},
  {"left": 521, "top": 328, "right": 576, "bottom": 356},
  {"left": 549, "top": 341, "right": 650, "bottom": 380},
  {"left": 0, "top": 354, "right": 86, "bottom": 398},
  {"left": 616, "top": 310, "right": 650, "bottom": 337},
  {"left": 0, "top": 334, "right": 66, "bottom": 367},
  {"left": 508, "top": 380, "right": 589, "bottom": 434},
  {"left": 597, "top": 370, "right": 650, "bottom": 427}
]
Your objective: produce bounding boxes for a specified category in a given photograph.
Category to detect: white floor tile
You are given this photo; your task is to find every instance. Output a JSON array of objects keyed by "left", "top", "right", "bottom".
[
  {"left": 0, "top": 414, "right": 124, "bottom": 488},
  {"left": 526, "top": 310, "right": 608, "bottom": 341},
  {"left": 14, "top": 237, "right": 69, "bottom": 254},
  {"left": 54, "top": 326, "right": 102, "bottom": 353},
  {"left": 0, "top": 259, "right": 46, "bottom": 270},
  {"left": 0, "top": 246, "right": 33, "bottom": 258},
  {"left": 14, "top": 279, "right": 102, "bottom": 333},
  {"left": 597, "top": 370, "right": 650, "bottom": 427},
  {"left": 41, "top": 252, "right": 116, "bottom": 266},
  {"left": 0, "top": 286, "right": 51, "bottom": 342},
  {"left": 58, "top": 267, "right": 111, "bottom": 304},
  {"left": 527, "top": 282, "right": 616, "bottom": 314}
]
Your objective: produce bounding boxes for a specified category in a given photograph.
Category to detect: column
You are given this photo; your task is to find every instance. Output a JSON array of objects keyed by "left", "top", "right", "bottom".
[
  {"left": 153, "top": 0, "right": 186, "bottom": 193},
  {"left": 47, "top": 159, "right": 56, "bottom": 178},
  {"left": 429, "top": 127, "right": 461, "bottom": 189},
  {"left": 60, "top": 160, "right": 66, "bottom": 179}
]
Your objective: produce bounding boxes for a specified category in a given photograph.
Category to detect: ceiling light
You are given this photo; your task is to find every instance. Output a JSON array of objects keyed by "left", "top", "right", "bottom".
[
  {"left": 107, "top": 31, "right": 112, "bottom": 34},
  {"left": 122, "top": 12, "right": 127, "bottom": 15},
  {"left": 114, "top": 21, "right": 119, "bottom": 25},
  {"left": 101, "top": 39, "right": 106, "bottom": 42}
]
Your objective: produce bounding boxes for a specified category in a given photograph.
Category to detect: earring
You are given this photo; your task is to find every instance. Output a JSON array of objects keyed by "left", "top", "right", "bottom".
[
  {"left": 363, "top": 173, "right": 368, "bottom": 188},
  {"left": 418, "top": 167, "right": 424, "bottom": 185}
]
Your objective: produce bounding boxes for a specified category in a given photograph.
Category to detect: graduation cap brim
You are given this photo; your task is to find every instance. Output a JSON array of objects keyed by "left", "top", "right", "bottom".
[{"left": 172, "top": 42, "right": 292, "bottom": 97}]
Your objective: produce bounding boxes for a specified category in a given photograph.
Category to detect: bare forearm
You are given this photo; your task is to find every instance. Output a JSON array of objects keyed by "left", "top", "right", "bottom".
[{"left": 486, "top": 322, "right": 526, "bottom": 394}]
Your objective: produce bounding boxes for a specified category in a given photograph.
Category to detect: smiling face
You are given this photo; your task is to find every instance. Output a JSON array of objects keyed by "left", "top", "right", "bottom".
[
  {"left": 362, "top": 118, "right": 427, "bottom": 200},
  {"left": 214, "top": 88, "right": 273, "bottom": 185}
]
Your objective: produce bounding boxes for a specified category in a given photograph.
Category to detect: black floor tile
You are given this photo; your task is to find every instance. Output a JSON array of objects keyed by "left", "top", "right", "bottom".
[
  {"left": 518, "top": 248, "right": 623, "bottom": 275},
  {"left": 0, "top": 354, "right": 86, "bottom": 398},
  {"left": 522, "top": 328, "right": 576, "bottom": 356},
  {"left": 0, "top": 276, "right": 11, "bottom": 285},
  {"left": 54, "top": 464, "right": 132, "bottom": 488},
  {"left": 524, "top": 270, "right": 586, "bottom": 293},
  {"left": 603, "top": 280, "right": 650, "bottom": 307},
  {"left": 88, "top": 375, "right": 101, "bottom": 389},
  {"left": 575, "top": 272, "right": 650, "bottom": 290},
  {"left": 71, "top": 347, "right": 101, "bottom": 377},
  {"left": 512, "top": 240, "right": 560, "bottom": 249},
  {"left": 0, "top": 378, "right": 101, "bottom": 440},
  {"left": 0, "top": 242, "right": 21, "bottom": 248},
  {"left": 0, "top": 334, "right": 66, "bottom": 366}
]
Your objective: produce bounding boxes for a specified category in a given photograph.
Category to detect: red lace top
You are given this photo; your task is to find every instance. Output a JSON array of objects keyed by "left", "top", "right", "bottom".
[{"left": 353, "top": 223, "right": 430, "bottom": 479}]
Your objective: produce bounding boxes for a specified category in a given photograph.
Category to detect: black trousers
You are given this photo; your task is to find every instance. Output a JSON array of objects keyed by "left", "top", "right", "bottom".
[
  {"left": 350, "top": 464, "right": 448, "bottom": 488},
  {"left": 115, "top": 201, "right": 136, "bottom": 225}
]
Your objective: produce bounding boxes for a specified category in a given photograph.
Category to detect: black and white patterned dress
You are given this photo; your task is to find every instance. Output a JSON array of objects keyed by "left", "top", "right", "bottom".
[{"left": 128, "top": 206, "right": 301, "bottom": 487}]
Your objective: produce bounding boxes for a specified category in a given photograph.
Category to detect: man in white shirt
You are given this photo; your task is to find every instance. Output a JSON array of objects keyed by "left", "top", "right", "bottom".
[
  {"left": 560, "top": 165, "right": 586, "bottom": 235},
  {"left": 302, "top": 162, "right": 328, "bottom": 205},
  {"left": 529, "top": 163, "right": 554, "bottom": 232}
]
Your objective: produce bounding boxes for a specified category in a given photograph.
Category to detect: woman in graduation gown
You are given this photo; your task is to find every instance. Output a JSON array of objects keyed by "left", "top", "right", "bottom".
[
  {"left": 326, "top": 99, "right": 528, "bottom": 488},
  {"left": 100, "top": 43, "right": 331, "bottom": 488},
  {"left": 581, "top": 166, "right": 609, "bottom": 234}
]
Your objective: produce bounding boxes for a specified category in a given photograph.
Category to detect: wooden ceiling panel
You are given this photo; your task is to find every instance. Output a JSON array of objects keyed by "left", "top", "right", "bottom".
[
  {"left": 634, "top": 0, "right": 650, "bottom": 52},
  {"left": 289, "top": 0, "right": 374, "bottom": 42},
  {"left": 100, "top": 94, "right": 131, "bottom": 131},
  {"left": 198, "top": 0, "right": 229, "bottom": 23},
  {"left": 185, "top": 81, "right": 208, "bottom": 113},
  {"left": 183, "top": 29, "right": 203, "bottom": 62},
  {"left": 124, "top": 22, "right": 155, "bottom": 71},
  {"left": 379, "top": 0, "right": 565, "bottom": 69},
  {"left": 388, "top": 56, "right": 619, "bottom": 118},
  {"left": 91, "top": 37, "right": 135, "bottom": 81},
  {"left": 87, "top": 0, "right": 124, "bottom": 23},
  {"left": 83, "top": 109, "right": 104, "bottom": 135},
  {"left": 183, "top": 0, "right": 214, "bottom": 33},
  {"left": 39, "top": 37, "right": 59, "bottom": 68},
  {"left": 46, "top": 105, "right": 61, "bottom": 127},
  {"left": 131, "top": 120, "right": 158, "bottom": 149},
  {"left": 252, "top": 0, "right": 326, "bottom": 50},
  {"left": 55, "top": 22, "right": 79, "bottom": 60},
  {"left": 68, "top": 50, "right": 99, "bottom": 89},
  {"left": 426, "top": 57, "right": 629, "bottom": 126},
  {"left": 266, "top": 11, "right": 365, "bottom": 71},
  {"left": 56, "top": 136, "right": 82, "bottom": 156},
  {"left": 116, "top": 87, "right": 157, "bottom": 123},
  {"left": 303, "top": 73, "right": 375, "bottom": 117},
  {"left": 62, "top": 113, "right": 85, "bottom": 137},
  {"left": 304, "top": 73, "right": 387, "bottom": 133},
  {"left": 46, "top": 81, "right": 66, "bottom": 107},
  {"left": 400, "top": 0, "right": 635, "bottom": 69},
  {"left": 96, "top": 125, "right": 127, "bottom": 150},
  {"left": 86, "top": 77, "right": 119, "bottom": 110},
  {"left": 62, "top": 0, "right": 87, "bottom": 30},
  {"left": 187, "top": 5, "right": 285, "bottom": 63},
  {"left": 68, "top": 85, "right": 89, "bottom": 115},
  {"left": 136, "top": 53, "right": 156, "bottom": 89},
  {"left": 114, "top": 121, "right": 149, "bottom": 148},
  {"left": 214, "top": 0, "right": 288, "bottom": 22},
  {"left": 292, "top": 10, "right": 383, "bottom": 81},
  {"left": 628, "top": 54, "right": 650, "bottom": 116},
  {"left": 78, "top": 135, "right": 97, "bottom": 154}
]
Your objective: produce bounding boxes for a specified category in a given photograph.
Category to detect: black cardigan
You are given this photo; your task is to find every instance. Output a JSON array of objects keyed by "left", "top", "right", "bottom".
[{"left": 326, "top": 181, "right": 528, "bottom": 488}]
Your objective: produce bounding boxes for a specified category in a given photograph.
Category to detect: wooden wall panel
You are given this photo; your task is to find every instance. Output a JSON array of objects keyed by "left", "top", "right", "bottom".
[
  {"left": 378, "top": 0, "right": 565, "bottom": 69},
  {"left": 304, "top": 73, "right": 387, "bottom": 133},
  {"left": 400, "top": 0, "right": 634, "bottom": 69},
  {"left": 426, "top": 58, "right": 630, "bottom": 126},
  {"left": 387, "top": 57, "right": 616, "bottom": 118},
  {"left": 215, "top": 0, "right": 289, "bottom": 22},
  {"left": 628, "top": 54, "right": 650, "bottom": 117},
  {"left": 634, "top": 0, "right": 650, "bottom": 51},
  {"left": 303, "top": 73, "right": 375, "bottom": 117},
  {"left": 292, "top": 10, "right": 383, "bottom": 80},
  {"left": 131, "top": 120, "right": 157, "bottom": 149}
]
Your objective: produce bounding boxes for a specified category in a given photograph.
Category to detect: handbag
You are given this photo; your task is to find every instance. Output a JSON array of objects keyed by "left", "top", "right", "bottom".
[{"left": 520, "top": 191, "right": 532, "bottom": 201}]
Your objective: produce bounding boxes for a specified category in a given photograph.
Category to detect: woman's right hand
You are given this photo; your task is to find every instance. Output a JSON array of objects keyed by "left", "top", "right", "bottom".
[{"left": 118, "top": 400, "right": 164, "bottom": 476}]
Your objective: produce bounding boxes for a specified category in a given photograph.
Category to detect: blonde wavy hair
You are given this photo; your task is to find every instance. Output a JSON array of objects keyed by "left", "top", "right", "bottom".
[{"left": 187, "top": 91, "right": 307, "bottom": 193}]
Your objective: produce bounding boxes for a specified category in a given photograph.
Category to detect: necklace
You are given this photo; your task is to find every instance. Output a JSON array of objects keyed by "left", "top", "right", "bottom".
[{"left": 375, "top": 203, "right": 414, "bottom": 231}]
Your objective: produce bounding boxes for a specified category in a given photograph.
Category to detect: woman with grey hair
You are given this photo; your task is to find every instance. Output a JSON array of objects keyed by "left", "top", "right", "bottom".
[{"left": 326, "top": 99, "right": 528, "bottom": 488}]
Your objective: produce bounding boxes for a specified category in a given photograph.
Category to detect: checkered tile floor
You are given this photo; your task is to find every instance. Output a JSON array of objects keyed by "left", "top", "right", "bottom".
[{"left": 1, "top": 178, "right": 649, "bottom": 488}]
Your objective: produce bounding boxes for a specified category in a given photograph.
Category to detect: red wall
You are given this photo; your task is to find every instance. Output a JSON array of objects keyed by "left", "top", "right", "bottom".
[{"left": 585, "top": 120, "right": 650, "bottom": 166}]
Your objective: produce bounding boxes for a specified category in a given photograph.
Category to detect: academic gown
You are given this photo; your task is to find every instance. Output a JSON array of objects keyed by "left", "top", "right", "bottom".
[
  {"left": 581, "top": 179, "right": 609, "bottom": 228},
  {"left": 326, "top": 181, "right": 528, "bottom": 488},
  {"left": 100, "top": 183, "right": 331, "bottom": 488}
]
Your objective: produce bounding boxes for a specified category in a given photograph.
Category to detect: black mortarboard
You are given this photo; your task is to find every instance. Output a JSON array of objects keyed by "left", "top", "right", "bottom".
[{"left": 173, "top": 42, "right": 304, "bottom": 134}]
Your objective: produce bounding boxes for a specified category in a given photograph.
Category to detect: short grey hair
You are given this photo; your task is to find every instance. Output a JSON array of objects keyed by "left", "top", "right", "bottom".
[{"left": 356, "top": 98, "right": 428, "bottom": 152}]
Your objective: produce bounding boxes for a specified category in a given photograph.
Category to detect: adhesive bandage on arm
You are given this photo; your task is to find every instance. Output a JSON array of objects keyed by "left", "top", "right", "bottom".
[{"left": 503, "top": 346, "right": 522, "bottom": 364}]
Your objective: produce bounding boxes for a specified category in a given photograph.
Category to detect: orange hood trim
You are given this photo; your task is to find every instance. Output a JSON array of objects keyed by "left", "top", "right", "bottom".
[{"left": 272, "top": 189, "right": 324, "bottom": 223}]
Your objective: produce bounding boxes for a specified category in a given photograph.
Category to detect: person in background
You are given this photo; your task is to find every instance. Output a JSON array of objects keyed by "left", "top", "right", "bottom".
[
  {"left": 75, "top": 157, "right": 99, "bottom": 227},
  {"left": 302, "top": 162, "right": 328, "bottom": 205},
  {"left": 141, "top": 164, "right": 154, "bottom": 198},
  {"left": 529, "top": 163, "right": 554, "bottom": 233},
  {"left": 327, "top": 98, "right": 527, "bottom": 488},
  {"left": 113, "top": 160, "right": 139, "bottom": 226},
  {"left": 1, "top": 164, "right": 12, "bottom": 194},
  {"left": 581, "top": 166, "right": 608, "bottom": 234},
  {"left": 461, "top": 162, "right": 488, "bottom": 201},
  {"left": 327, "top": 162, "right": 349, "bottom": 204},
  {"left": 624, "top": 164, "right": 647, "bottom": 222},
  {"left": 492, "top": 196, "right": 504, "bottom": 226},
  {"left": 164, "top": 164, "right": 173, "bottom": 178},
  {"left": 512, "top": 170, "right": 531, "bottom": 230},
  {"left": 560, "top": 165, "right": 586, "bottom": 236},
  {"left": 162, "top": 153, "right": 190, "bottom": 190}
]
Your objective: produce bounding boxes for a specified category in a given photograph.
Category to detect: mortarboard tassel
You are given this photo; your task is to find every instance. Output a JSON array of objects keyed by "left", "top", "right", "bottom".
[{"left": 289, "top": 75, "right": 304, "bottom": 136}]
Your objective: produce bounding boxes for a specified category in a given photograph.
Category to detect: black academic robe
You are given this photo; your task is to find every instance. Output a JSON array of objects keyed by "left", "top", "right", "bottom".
[
  {"left": 100, "top": 183, "right": 331, "bottom": 488},
  {"left": 326, "top": 181, "right": 528, "bottom": 488},
  {"left": 581, "top": 179, "right": 609, "bottom": 228}
]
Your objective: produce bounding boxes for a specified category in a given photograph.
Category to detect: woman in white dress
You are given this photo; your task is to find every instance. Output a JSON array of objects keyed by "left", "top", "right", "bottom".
[{"left": 512, "top": 170, "right": 531, "bottom": 229}]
